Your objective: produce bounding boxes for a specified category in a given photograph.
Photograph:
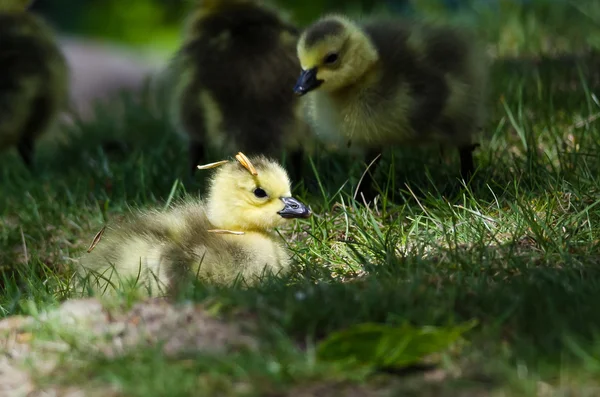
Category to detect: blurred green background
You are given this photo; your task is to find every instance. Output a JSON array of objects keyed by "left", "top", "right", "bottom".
[{"left": 30, "top": 0, "right": 600, "bottom": 57}]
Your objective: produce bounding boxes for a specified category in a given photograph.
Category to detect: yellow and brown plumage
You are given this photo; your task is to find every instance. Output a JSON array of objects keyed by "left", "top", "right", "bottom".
[
  {"left": 0, "top": 0, "right": 69, "bottom": 168},
  {"left": 168, "top": 0, "right": 310, "bottom": 182},
  {"left": 78, "top": 153, "right": 312, "bottom": 296},
  {"left": 294, "top": 14, "right": 489, "bottom": 197}
]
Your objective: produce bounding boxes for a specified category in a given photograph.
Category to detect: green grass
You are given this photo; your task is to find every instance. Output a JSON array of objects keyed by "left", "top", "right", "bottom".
[{"left": 3, "top": 24, "right": 600, "bottom": 397}]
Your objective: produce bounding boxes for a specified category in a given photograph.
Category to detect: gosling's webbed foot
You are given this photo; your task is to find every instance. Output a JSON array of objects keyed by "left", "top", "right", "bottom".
[{"left": 354, "top": 181, "right": 379, "bottom": 205}]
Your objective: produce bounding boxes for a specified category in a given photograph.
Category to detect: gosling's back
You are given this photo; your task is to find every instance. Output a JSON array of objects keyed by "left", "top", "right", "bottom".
[{"left": 367, "top": 20, "right": 486, "bottom": 144}]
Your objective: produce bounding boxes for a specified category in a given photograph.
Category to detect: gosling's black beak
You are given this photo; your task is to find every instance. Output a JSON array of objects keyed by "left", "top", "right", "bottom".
[
  {"left": 278, "top": 196, "right": 312, "bottom": 219},
  {"left": 294, "top": 68, "right": 323, "bottom": 96}
]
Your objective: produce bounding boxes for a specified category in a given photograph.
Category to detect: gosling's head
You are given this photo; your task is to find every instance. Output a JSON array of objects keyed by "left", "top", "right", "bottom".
[
  {"left": 203, "top": 153, "right": 311, "bottom": 231},
  {"left": 294, "top": 15, "right": 378, "bottom": 95},
  {"left": 0, "top": 0, "right": 34, "bottom": 12}
]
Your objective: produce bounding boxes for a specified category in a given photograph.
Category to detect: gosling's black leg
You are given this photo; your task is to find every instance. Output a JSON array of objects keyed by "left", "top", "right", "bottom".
[
  {"left": 355, "top": 149, "right": 382, "bottom": 203},
  {"left": 18, "top": 95, "right": 52, "bottom": 171},
  {"left": 17, "top": 135, "right": 35, "bottom": 171},
  {"left": 458, "top": 143, "right": 480, "bottom": 182},
  {"left": 188, "top": 140, "right": 205, "bottom": 176},
  {"left": 288, "top": 149, "right": 304, "bottom": 185}
]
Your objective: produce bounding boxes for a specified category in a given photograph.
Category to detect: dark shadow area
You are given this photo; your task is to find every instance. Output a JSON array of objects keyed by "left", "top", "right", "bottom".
[{"left": 178, "top": 238, "right": 600, "bottom": 370}]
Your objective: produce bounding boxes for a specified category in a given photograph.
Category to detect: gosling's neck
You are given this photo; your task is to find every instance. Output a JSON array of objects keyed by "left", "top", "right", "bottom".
[{"left": 206, "top": 201, "right": 242, "bottom": 231}]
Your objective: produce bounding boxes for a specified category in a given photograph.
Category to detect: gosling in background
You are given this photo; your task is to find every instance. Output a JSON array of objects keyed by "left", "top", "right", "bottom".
[
  {"left": 79, "top": 153, "right": 312, "bottom": 296},
  {"left": 0, "top": 0, "right": 69, "bottom": 168},
  {"left": 169, "top": 0, "right": 310, "bottom": 181},
  {"left": 294, "top": 14, "right": 488, "bottom": 198}
]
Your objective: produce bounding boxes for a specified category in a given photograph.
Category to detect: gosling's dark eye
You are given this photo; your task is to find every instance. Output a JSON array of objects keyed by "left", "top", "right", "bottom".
[
  {"left": 253, "top": 188, "right": 268, "bottom": 198},
  {"left": 323, "top": 52, "right": 338, "bottom": 65}
]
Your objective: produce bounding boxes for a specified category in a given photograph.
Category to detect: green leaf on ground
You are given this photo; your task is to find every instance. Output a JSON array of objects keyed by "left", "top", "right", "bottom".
[{"left": 316, "top": 320, "right": 478, "bottom": 370}]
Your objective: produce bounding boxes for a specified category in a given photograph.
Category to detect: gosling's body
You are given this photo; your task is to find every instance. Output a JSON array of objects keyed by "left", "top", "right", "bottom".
[
  {"left": 79, "top": 155, "right": 311, "bottom": 295},
  {"left": 0, "top": 0, "right": 69, "bottom": 167},
  {"left": 295, "top": 15, "right": 488, "bottom": 182},
  {"left": 169, "top": 0, "right": 309, "bottom": 175},
  {"left": 79, "top": 201, "right": 290, "bottom": 294}
]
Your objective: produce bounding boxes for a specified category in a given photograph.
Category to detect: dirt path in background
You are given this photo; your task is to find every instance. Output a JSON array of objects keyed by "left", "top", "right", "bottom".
[
  {"left": 0, "top": 298, "right": 256, "bottom": 396},
  {"left": 58, "top": 36, "right": 165, "bottom": 121}
]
